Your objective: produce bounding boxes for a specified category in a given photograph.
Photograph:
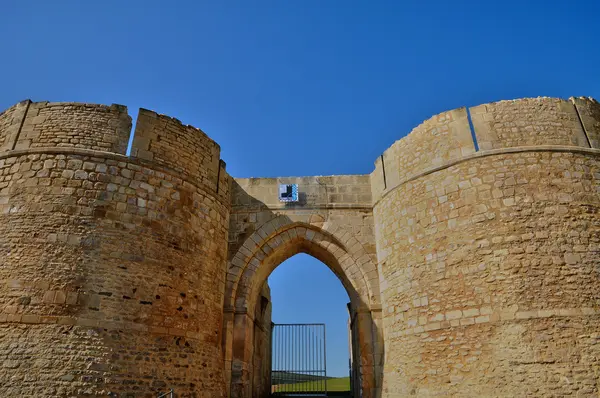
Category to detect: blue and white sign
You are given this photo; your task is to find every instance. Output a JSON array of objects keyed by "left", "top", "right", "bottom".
[{"left": 278, "top": 184, "right": 299, "bottom": 202}]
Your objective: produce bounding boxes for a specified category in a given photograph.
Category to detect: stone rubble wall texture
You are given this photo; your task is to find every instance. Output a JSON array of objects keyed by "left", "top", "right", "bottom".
[
  {"left": 0, "top": 101, "right": 231, "bottom": 397},
  {"left": 0, "top": 95, "right": 599, "bottom": 398}
]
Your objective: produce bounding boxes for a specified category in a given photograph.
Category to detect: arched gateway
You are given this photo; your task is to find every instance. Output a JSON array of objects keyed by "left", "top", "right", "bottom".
[{"left": 223, "top": 177, "right": 384, "bottom": 398}]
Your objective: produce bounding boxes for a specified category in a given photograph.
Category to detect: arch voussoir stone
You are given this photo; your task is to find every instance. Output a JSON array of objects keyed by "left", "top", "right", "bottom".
[{"left": 227, "top": 218, "right": 377, "bottom": 316}]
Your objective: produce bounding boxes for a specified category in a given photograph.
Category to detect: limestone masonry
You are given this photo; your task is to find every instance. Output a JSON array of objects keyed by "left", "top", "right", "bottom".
[{"left": 0, "top": 97, "right": 598, "bottom": 397}]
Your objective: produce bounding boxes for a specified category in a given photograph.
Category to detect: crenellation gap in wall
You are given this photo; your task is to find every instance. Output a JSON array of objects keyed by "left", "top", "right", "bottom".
[
  {"left": 125, "top": 108, "right": 139, "bottom": 156},
  {"left": 466, "top": 107, "right": 480, "bottom": 152},
  {"left": 216, "top": 160, "right": 223, "bottom": 193},
  {"left": 380, "top": 154, "right": 387, "bottom": 190}
]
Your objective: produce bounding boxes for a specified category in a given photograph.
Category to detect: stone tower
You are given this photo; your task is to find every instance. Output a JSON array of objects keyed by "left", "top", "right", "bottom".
[
  {"left": 371, "top": 97, "right": 600, "bottom": 397},
  {"left": 0, "top": 101, "right": 231, "bottom": 396}
]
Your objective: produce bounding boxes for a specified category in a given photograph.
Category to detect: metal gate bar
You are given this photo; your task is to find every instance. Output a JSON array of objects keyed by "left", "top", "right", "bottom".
[{"left": 271, "top": 323, "right": 327, "bottom": 396}]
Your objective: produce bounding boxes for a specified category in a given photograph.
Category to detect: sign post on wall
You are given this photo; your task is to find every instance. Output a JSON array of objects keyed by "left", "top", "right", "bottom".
[{"left": 278, "top": 184, "right": 299, "bottom": 202}]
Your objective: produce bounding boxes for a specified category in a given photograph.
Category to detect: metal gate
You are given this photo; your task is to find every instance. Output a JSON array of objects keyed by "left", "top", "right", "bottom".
[{"left": 271, "top": 323, "right": 327, "bottom": 396}]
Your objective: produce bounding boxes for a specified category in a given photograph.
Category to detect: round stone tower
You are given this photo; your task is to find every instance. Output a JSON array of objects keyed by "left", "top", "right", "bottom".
[
  {"left": 0, "top": 101, "right": 230, "bottom": 396},
  {"left": 371, "top": 97, "right": 600, "bottom": 397}
]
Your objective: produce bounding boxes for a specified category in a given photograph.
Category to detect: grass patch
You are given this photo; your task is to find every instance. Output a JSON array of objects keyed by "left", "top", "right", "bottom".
[
  {"left": 273, "top": 376, "right": 350, "bottom": 392},
  {"left": 323, "top": 377, "right": 350, "bottom": 391}
]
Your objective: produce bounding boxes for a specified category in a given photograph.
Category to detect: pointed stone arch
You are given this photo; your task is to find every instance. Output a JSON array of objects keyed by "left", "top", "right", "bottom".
[
  {"left": 223, "top": 215, "right": 382, "bottom": 398},
  {"left": 225, "top": 215, "right": 380, "bottom": 311}
]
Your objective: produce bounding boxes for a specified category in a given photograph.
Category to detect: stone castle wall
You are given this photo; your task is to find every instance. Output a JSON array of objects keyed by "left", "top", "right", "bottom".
[
  {"left": 0, "top": 102, "right": 231, "bottom": 397},
  {"left": 372, "top": 96, "right": 600, "bottom": 397},
  {"left": 0, "top": 95, "right": 598, "bottom": 398}
]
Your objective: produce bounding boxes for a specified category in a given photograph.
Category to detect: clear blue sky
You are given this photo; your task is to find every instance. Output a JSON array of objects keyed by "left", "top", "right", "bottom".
[
  {"left": 2, "top": 0, "right": 599, "bottom": 380},
  {"left": 269, "top": 255, "right": 351, "bottom": 377}
]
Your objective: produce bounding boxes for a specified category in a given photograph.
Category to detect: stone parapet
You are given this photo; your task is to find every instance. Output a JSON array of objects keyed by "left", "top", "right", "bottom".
[
  {"left": 371, "top": 107, "right": 475, "bottom": 201},
  {"left": 232, "top": 174, "right": 372, "bottom": 209},
  {"left": 0, "top": 101, "right": 132, "bottom": 154},
  {"left": 372, "top": 96, "right": 600, "bottom": 204},
  {"left": 470, "top": 97, "right": 589, "bottom": 150},
  {"left": 130, "top": 108, "right": 223, "bottom": 194}
]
